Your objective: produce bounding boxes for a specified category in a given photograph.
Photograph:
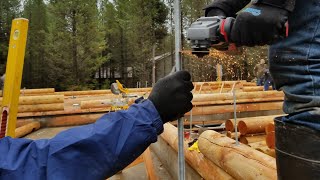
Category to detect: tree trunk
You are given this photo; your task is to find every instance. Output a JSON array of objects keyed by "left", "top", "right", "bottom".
[{"left": 72, "top": 9, "right": 79, "bottom": 84}]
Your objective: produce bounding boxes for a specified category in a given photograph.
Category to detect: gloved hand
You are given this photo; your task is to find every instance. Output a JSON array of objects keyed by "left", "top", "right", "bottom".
[
  {"left": 230, "top": 4, "right": 288, "bottom": 46},
  {"left": 206, "top": 8, "right": 226, "bottom": 17},
  {"left": 148, "top": 71, "right": 194, "bottom": 123}
]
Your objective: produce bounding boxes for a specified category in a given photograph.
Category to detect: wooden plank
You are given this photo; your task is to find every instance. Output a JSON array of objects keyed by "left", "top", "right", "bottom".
[{"left": 199, "top": 130, "right": 277, "bottom": 180}]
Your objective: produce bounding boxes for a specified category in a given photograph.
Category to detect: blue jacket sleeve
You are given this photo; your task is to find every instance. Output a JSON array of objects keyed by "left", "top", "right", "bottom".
[{"left": 0, "top": 99, "right": 163, "bottom": 180}]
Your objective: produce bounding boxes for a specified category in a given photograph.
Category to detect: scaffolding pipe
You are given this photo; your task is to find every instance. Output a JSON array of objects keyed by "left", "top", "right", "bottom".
[{"left": 174, "top": 0, "right": 185, "bottom": 180}]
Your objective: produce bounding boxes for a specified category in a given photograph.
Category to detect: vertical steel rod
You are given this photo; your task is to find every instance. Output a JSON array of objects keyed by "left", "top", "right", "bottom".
[
  {"left": 174, "top": 0, "right": 185, "bottom": 179},
  {"left": 233, "top": 90, "right": 239, "bottom": 145}
]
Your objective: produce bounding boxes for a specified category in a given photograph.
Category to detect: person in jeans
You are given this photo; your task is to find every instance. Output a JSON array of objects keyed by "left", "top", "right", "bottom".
[
  {"left": 205, "top": 0, "right": 320, "bottom": 179},
  {"left": 253, "top": 59, "right": 266, "bottom": 86}
]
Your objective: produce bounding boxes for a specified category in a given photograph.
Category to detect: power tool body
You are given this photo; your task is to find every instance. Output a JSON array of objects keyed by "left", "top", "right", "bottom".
[{"left": 187, "top": 16, "right": 235, "bottom": 57}]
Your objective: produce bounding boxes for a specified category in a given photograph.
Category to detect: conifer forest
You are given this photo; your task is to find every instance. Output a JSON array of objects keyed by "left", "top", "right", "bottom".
[{"left": 0, "top": 0, "right": 267, "bottom": 90}]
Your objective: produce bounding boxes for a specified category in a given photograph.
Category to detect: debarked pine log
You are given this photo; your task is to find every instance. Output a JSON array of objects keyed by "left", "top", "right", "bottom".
[
  {"left": 162, "top": 123, "right": 234, "bottom": 180},
  {"left": 192, "top": 91, "right": 283, "bottom": 102},
  {"left": 237, "top": 115, "right": 280, "bottom": 135},
  {"left": 18, "top": 103, "right": 64, "bottom": 113},
  {"left": 15, "top": 121, "right": 41, "bottom": 138},
  {"left": 187, "top": 102, "right": 283, "bottom": 116},
  {"left": 0, "top": 95, "right": 64, "bottom": 105},
  {"left": 198, "top": 130, "right": 277, "bottom": 180}
]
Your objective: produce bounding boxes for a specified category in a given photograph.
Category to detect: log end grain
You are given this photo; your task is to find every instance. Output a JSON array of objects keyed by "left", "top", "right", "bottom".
[
  {"left": 238, "top": 121, "right": 247, "bottom": 135},
  {"left": 266, "top": 131, "right": 275, "bottom": 149},
  {"left": 225, "top": 120, "right": 235, "bottom": 132}
]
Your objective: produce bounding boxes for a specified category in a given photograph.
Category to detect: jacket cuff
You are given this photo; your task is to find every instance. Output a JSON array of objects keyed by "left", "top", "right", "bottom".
[
  {"left": 139, "top": 99, "right": 164, "bottom": 135},
  {"left": 252, "top": 0, "right": 296, "bottom": 12}
]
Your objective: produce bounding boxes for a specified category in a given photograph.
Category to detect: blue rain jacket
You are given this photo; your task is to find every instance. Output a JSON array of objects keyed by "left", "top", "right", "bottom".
[{"left": 0, "top": 99, "right": 163, "bottom": 180}]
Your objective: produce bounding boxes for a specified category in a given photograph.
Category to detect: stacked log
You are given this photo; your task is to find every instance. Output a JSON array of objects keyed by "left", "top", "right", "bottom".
[
  {"left": 186, "top": 102, "right": 283, "bottom": 116},
  {"left": 56, "top": 88, "right": 151, "bottom": 96},
  {"left": 80, "top": 98, "right": 136, "bottom": 109},
  {"left": 192, "top": 91, "right": 284, "bottom": 102},
  {"left": 239, "top": 134, "right": 266, "bottom": 145},
  {"left": 243, "top": 86, "right": 273, "bottom": 92},
  {"left": 265, "top": 122, "right": 275, "bottom": 149},
  {"left": 15, "top": 121, "right": 41, "bottom": 138},
  {"left": 225, "top": 115, "right": 282, "bottom": 157},
  {"left": 80, "top": 99, "right": 113, "bottom": 109},
  {"left": 249, "top": 141, "right": 276, "bottom": 158},
  {"left": 237, "top": 115, "right": 279, "bottom": 135},
  {"left": 198, "top": 130, "right": 277, "bottom": 179},
  {"left": 162, "top": 124, "right": 234, "bottom": 180},
  {"left": 0, "top": 88, "right": 55, "bottom": 96},
  {"left": 0, "top": 95, "right": 65, "bottom": 113}
]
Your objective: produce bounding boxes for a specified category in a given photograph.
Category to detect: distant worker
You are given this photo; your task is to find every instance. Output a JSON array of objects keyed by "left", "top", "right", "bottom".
[
  {"left": 253, "top": 59, "right": 266, "bottom": 86},
  {"left": 0, "top": 71, "right": 193, "bottom": 179},
  {"left": 205, "top": 0, "right": 320, "bottom": 178},
  {"left": 263, "top": 68, "right": 275, "bottom": 91}
]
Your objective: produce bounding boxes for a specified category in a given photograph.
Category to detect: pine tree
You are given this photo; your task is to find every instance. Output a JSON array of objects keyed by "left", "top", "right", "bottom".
[
  {"left": 48, "top": 0, "right": 107, "bottom": 90},
  {"left": 22, "top": 0, "right": 50, "bottom": 88},
  {"left": 0, "top": 0, "right": 21, "bottom": 73}
]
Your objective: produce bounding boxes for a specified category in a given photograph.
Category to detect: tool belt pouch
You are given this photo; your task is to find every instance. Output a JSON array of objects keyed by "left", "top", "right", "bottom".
[
  {"left": 275, "top": 117, "right": 320, "bottom": 180},
  {"left": 252, "top": 0, "right": 296, "bottom": 12}
]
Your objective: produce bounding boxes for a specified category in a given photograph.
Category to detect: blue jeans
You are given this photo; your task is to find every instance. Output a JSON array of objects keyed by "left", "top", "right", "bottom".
[
  {"left": 264, "top": 75, "right": 275, "bottom": 91},
  {"left": 256, "top": 77, "right": 264, "bottom": 86},
  {"left": 269, "top": 0, "right": 320, "bottom": 130}
]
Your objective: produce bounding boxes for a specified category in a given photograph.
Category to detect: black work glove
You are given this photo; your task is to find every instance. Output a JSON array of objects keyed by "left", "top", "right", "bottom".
[
  {"left": 230, "top": 4, "right": 288, "bottom": 46},
  {"left": 148, "top": 71, "right": 194, "bottom": 124},
  {"left": 206, "top": 8, "right": 226, "bottom": 17}
]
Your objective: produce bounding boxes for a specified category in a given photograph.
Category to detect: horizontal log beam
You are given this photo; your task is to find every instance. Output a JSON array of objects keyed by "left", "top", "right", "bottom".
[
  {"left": 193, "top": 97, "right": 283, "bottom": 106},
  {"left": 0, "top": 95, "right": 64, "bottom": 105},
  {"left": 18, "top": 103, "right": 64, "bottom": 113},
  {"left": 192, "top": 91, "right": 283, "bottom": 102},
  {"left": 239, "top": 134, "right": 266, "bottom": 145},
  {"left": 187, "top": 102, "right": 283, "bottom": 116},
  {"left": 56, "top": 88, "right": 151, "bottom": 96},
  {"left": 237, "top": 115, "right": 281, "bottom": 135},
  {"left": 243, "top": 86, "right": 272, "bottom": 92}
]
